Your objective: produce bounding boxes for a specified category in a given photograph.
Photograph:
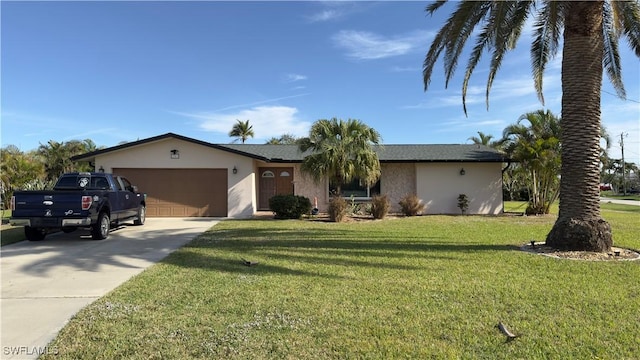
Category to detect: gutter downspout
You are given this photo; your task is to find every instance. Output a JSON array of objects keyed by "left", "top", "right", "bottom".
[{"left": 501, "top": 160, "right": 512, "bottom": 213}]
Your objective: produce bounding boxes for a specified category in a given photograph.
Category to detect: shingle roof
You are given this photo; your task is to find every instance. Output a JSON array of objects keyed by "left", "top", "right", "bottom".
[
  {"left": 72, "top": 132, "right": 507, "bottom": 163},
  {"left": 219, "top": 143, "right": 506, "bottom": 163}
]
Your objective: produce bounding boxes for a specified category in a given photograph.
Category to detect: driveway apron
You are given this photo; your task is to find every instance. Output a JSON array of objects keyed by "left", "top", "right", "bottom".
[{"left": 1, "top": 217, "right": 219, "bottom": 360}]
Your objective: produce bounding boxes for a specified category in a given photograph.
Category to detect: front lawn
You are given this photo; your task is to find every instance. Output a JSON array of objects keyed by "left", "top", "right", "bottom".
[{"left": 43, "top": 206, "right": 640, "bottom": 359}]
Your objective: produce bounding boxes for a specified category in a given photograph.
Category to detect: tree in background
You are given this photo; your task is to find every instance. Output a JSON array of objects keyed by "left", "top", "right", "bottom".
[
  {"left": 1, "top": 146, "right": 46, "bottom": 209},
  {"left": 298, "top": 118, "right": 381, "bottom": 196},
  {"left": 37, "top": 139, "right": 95, "bottom": 182},
  {"left": 228, "top": 119, "right": 254, "bottom": 144},
  {"left": 265, "top": 134, "right": 301, "bottom": 145},
  {"left": 2, "top": 139, "right": 100, "bottom": 208},
  {"left": 468, "top": 131, "right": 502, "bottom": 149},
  {"left": 422, "top": 1, "right": 640, "bottom": 252},
  {"left": 502, "top": 110, "right": 561, "bottom": 215},
  {"left": 602, "top": 159, "right": 639, "bottom": 193}
]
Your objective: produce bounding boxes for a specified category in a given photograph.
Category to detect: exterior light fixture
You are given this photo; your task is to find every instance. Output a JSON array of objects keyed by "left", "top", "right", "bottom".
[
  {"left": 98, "top": 166, "right": 105, "bottom": 173},
  {"left": 460, "top": 168, "right": 466, "bottom": 176},
  {"left": 233, "top": 166, "right": 238, "bottom": 174},
  {"left": 170, "top": 149, "right": 179, "bottom": 159}
]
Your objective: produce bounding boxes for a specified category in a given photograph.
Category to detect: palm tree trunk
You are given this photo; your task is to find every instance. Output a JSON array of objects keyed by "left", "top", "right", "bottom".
[{"left": 546, "top": 1, "right": 612, "bottom": 251}]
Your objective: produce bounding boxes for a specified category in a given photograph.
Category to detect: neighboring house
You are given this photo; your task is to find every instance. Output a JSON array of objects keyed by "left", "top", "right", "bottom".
[{"left": 72, "top": 133, "right": 508, "bottom": 218}]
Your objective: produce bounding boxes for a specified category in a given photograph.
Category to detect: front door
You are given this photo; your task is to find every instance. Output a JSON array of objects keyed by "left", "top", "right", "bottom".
[{"left": 259, "top": 167, "right": 294, "bottom": 210}]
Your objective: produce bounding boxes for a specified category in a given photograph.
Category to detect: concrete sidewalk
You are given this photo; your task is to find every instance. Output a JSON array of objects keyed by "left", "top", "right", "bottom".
[
  {"left": 600, "top": 197, "right": 640, "bottom": 206},
  {"left": 1, "top": 217, "right": 219, "bottom": 360}
]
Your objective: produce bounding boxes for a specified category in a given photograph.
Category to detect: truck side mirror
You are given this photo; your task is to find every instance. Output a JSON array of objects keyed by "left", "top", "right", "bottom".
[{"left": 131, "top": 185, "right": 139, "bottom": 192}]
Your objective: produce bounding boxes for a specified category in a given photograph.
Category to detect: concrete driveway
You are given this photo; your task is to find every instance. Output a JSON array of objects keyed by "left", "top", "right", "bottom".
[{"left": 1, "top": 217, "right": 219, "bottom": 360}]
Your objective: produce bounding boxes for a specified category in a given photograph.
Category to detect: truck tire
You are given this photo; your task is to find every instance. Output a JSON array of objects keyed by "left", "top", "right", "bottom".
[
  {"left": 133, "top": 205, "right": 146, "bottom": 226},
  {"left": 25, "top": 226, "right": 47, "bottom": 241},
  {"left": 92, "top": 212, "right": 110, "bottom": 240}
]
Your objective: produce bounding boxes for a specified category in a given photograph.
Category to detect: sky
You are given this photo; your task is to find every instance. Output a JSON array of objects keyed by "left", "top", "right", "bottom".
[{"left": 1, "top": 1, "right": 639, "bottom": 164}]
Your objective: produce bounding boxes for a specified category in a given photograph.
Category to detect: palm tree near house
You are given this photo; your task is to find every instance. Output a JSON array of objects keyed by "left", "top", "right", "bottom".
[
  {"left": 228, "top": 119, "right": 254, "bottom": 144},
  {"left": 468, "top": 131, "right": 503, "bottom": 149},
  {"left": 298, "top": 118, "right": 381, "bottom": 197},
  {"left": 502, "top": 109, "right": 561, "bottom": 215},
  {"left": 423, "top": 1, "right": 640, "bottom": 252}
]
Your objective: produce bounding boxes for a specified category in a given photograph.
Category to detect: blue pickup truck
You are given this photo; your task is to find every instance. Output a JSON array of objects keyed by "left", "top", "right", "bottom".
[{"left": 10, "top": 172, "right": 146, "bottom": 241}]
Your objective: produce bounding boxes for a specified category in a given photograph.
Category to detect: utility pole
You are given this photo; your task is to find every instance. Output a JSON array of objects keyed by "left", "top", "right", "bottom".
[{"left": 620, "top": 132, "right": 628, "bottom": 195}]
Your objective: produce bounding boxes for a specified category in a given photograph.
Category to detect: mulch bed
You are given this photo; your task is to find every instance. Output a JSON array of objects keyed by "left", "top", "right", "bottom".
[{"left": 521, "top": 242, "right": 640, "bottom": 261}]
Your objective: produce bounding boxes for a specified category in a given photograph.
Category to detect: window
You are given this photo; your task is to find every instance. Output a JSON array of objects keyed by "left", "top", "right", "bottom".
[
  {"left": 329, "top": 178, "right": 380, "bottom": 198},
  {"left": 120, "top": 177, "right": 133, "bottom": 192}
]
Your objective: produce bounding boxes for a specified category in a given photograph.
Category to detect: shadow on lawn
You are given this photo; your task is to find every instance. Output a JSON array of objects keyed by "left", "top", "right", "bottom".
[
  {"left": 162, "top": 251, "right": 348, "bottom": 280},
  {"left": 162, "top": 227, "right": 520, "bottom": 276},
  {"left": 188, "top": 227, "right": 519, "bottom": 254}
]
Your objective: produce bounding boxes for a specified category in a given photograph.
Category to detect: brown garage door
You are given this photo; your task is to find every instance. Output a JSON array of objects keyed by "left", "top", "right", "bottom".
[{"left": 113, "top": 168, "right": 227, "bottom": 217}]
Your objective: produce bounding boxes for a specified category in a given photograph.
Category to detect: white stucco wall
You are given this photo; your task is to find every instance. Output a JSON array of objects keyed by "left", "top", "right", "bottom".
[
  {"left": 94, "top": 138, "right": 256, "bottom": 218},
  {"left": 293, "top": 162, "right": 503, "bottom": 215},
  {"left": 416, "top": 162, "right": 503, "bottom": 215}
]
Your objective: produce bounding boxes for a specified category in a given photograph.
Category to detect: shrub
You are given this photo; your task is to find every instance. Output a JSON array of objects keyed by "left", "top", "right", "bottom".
[
  {"left": 525, "top": 202, "right": 548, "bottom": 215},
  {"left": 328, "top": 197, "right": 348, "bottom": 222},
  {"left": 269, "top": 195, "right": 312, "bottom": 219},
  {"left": 347, "top": 195, "right": 362, "bottom": 215},
  {"left": 370, "top": 194, "right": 391, "bottom": 219},
  {"left": 457, "top": 194, "right": 469, "bottom": 215},
  {"left": 398, "top": 194, "right": 425, "bottom": 216}
]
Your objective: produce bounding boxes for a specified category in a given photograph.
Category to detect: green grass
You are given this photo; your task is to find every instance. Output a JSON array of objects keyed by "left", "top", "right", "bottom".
[
  {"left": 506, "top": 200, "right": 640, "bottom": 214},
  {"left": 0, "top": 225, "right": 25, "bottom": 246},
  {"left": 42, "top": 205, "right": 640, "bottom": 359},
  {"left": 1, "top": 210, "right": 26, "bottom": 246}
]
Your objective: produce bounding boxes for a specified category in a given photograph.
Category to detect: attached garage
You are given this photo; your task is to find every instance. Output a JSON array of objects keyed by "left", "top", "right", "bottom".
[{"left": 113, "top": 168, "right": 228, "bottom": 217}]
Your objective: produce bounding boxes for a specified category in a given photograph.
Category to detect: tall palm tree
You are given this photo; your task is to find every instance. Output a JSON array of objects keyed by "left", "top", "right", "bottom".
[
  {"left": 423, "top": 1, "right": 640, "bottom": 252},
  {"left": 298, "top": 118, "right": 381, "bottom": 196},
  {"left": 228, "top": 119, "right": 254, "bottom": 144}
]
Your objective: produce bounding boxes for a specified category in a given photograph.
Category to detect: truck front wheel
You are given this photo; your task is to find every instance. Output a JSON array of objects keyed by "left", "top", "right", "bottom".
[
  {"left": 91, "top": 212, "right": 110, "bottom": 240},
  {"left": 25, "top": 226, "right": 46, "bottom": 241}
]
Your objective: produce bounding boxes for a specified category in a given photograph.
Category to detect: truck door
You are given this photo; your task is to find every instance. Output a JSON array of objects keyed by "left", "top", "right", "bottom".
[{"left": 116, "top": 176, "right": 139, "bottom": 218}]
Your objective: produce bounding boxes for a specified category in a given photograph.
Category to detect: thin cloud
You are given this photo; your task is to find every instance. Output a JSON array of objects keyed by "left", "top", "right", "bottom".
[
  {"left": 63, "top": 128, "right": 120, "bottom": 142},
  {"left": 308, "top": 9, "right": 343, "bottom": 23},
  {"left": 390, "top": 66, "right": 420, "bottom": 73},
  {"left": 177, "top": 106, "right": 312, "bottom": 141},
  {"left": 306, "top": 2, "right": 373, "bottom": 23},
  {"left": 285, "top": 73, "right": 308, "bottom": 82},
  {"left": 168, "top": 93, "right": 310, "bottom": 114},
  {"left": 333, "top": 30, "right": 432, "bottom": 60},
  {"left": 403, "top": 73, "right": 560, "bottom": 111}
]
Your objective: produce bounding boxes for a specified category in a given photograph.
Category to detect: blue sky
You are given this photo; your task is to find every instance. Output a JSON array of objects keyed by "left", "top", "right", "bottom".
[{"left": 2, "top": 1, "right": 639, "bottom": 164}]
